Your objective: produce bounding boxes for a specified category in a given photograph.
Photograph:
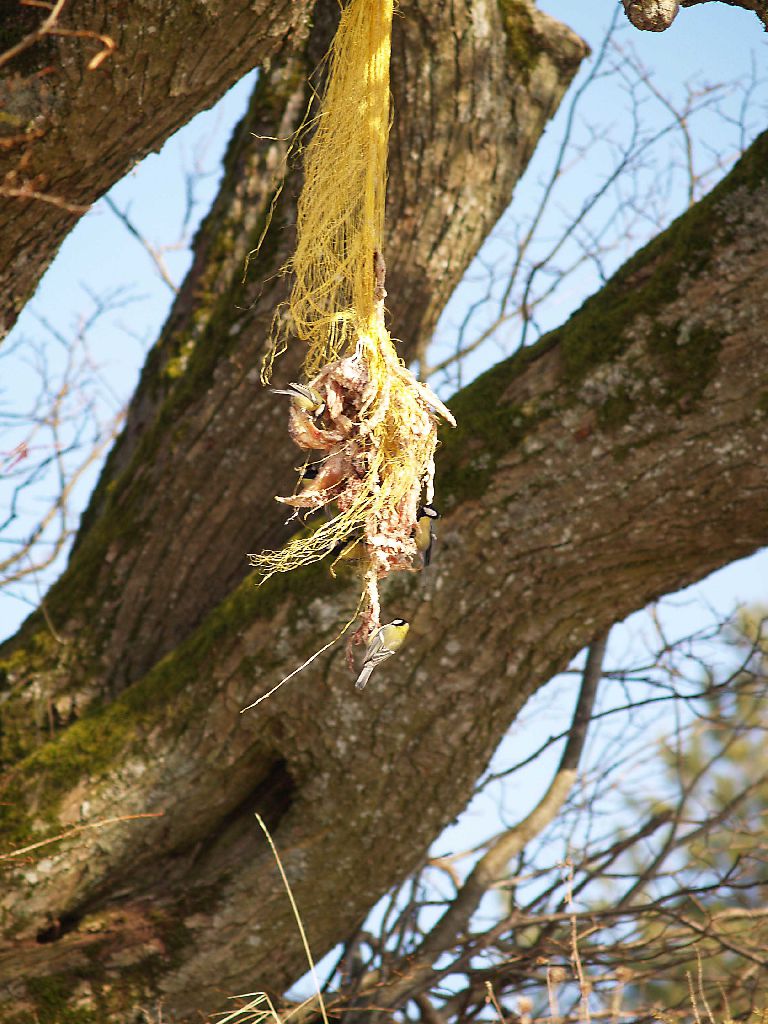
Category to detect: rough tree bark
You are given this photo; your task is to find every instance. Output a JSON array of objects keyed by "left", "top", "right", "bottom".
[{"left": 2, "top": 2, "right": 767, "bottom": 1022}]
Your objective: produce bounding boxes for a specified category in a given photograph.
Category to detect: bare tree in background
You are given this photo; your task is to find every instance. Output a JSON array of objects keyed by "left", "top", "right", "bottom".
[
  {"left": 0, "top": 295, "right": 131, "bottom": 607},
  {"left": 1, "top": 133, "right": 222, "bottom": 615},
  {"left": 1, "top": 1, "right": 768, "bottom": 1021},
  {"left": 288, "top": 612, "right": 768, "bottom": 1024},
  {"left": 424, "top": 16, "right": 768, "bottom": 394}
]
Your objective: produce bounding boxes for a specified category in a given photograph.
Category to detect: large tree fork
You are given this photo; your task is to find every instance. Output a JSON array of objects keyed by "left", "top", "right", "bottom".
[
  {"left": 2, "top": 126, "right": 767, "bottom": 1018},
  {"left": 3, "top": 0, "right": 767, "bottom": 1019}
]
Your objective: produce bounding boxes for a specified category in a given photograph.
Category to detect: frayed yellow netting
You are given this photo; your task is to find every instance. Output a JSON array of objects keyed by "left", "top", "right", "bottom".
[
  {"left": 261, "top": 0, "right": 394, "bottom": 382},
  {"left": 249, "top": 0, "right": 454, "bottom": 648}
]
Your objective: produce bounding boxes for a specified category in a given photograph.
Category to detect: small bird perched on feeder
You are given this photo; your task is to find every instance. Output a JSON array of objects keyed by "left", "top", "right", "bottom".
[
  {"left": 271, "top": 382, "right": 326, "bottom": 417},
  {"left": 329, "top": 533, "right": 365, "bottom": 576},
  {"left": 355, "top": 618, "right": 410, "bottom": 690},
  {"left": 414, "top": 504, "right": 440, "bottom": 567}
]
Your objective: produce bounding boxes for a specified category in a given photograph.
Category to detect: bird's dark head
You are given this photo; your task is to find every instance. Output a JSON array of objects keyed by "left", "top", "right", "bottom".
[{"left": 418, "top": 504, "right": 440, "bottom": 520}]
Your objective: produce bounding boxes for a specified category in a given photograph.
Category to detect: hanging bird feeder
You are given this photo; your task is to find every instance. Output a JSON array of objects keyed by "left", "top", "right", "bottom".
[{"left": 248, "top": 0, "right": 455, "bottom": 662}]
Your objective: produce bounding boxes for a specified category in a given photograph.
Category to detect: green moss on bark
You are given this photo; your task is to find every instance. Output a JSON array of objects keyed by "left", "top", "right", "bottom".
[
  {"left": 597, "top": 389, "right": 636, "bottom": 432},
  {"left": 558, "top": 129, "right": 768, "bottom": 387},
  {"left": 19, "top": 975, "right": 99, "bottom": 1024},
  {"left": 438, "top": 346, "right": 549, "bottom": 506},
  {"left": 648, "top": 321, "right": 722, "bottom": 410},
  {"left": 437, "top": 129, "right": 768, "bottom": 498},
  {"left": 0, "top": 557, "right": 334, "bottom": 850},
  {"left": 498, "top": 0, "right": 540, "bottom": 80}
]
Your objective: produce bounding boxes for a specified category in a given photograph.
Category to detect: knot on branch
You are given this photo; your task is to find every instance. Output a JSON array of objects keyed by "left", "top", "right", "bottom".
[{"left": 622, "top": 0, "right": 680, "bottom": 31}]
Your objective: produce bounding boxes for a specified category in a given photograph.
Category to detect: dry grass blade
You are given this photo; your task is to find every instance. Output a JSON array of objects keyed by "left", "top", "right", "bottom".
[
  {"left": 0, "top": 813, "right": 164, "bottom": 864},
  {"left": 213, "top": 991, "right": 282, "bottom": 1024},
  {"left": 214, "top": 816, "right": 330, "bottom": 1024},
  {"left": 254, "top": 814, "right": 330, "bottom": 1024},
  {"left": 240, "top": 592, "right": 364, "bottom": 711}
]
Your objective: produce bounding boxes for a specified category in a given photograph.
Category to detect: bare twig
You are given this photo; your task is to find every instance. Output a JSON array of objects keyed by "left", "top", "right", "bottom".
[
  {"left": 0, "top": 185, "right": 89, "bottom": 215},
  {"left": 0, "top": 0, "right": 115, "bottom": 72}
]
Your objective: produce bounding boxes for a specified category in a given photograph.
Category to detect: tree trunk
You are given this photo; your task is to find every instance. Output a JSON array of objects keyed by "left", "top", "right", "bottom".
[{"left": 4, "top": 4, "right": 768, "bottom": 1023}]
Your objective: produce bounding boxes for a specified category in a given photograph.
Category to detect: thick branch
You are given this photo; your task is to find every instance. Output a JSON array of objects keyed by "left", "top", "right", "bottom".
[
  {"left": 622, "top": 0, "right": 681, "bottom": 31},
  {"left": 0, "top": 0, "right": 312, "bottom": 337},
  {"left": 682, "top": 0, "right": 768, "bottom": 29},
  {"left": 624, "top": 0, "right": 768, "bottom": 30}
]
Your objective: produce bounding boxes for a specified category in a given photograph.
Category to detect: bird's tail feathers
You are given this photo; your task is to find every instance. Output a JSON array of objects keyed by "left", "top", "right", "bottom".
[{"left": 355, "top": 662, "right": 375, "bottom": 690}]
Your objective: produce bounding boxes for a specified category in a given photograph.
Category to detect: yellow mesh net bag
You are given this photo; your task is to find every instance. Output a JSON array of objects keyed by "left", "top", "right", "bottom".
[{"left": 249, "top": 0, "right": 455, "bottom": 646}]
